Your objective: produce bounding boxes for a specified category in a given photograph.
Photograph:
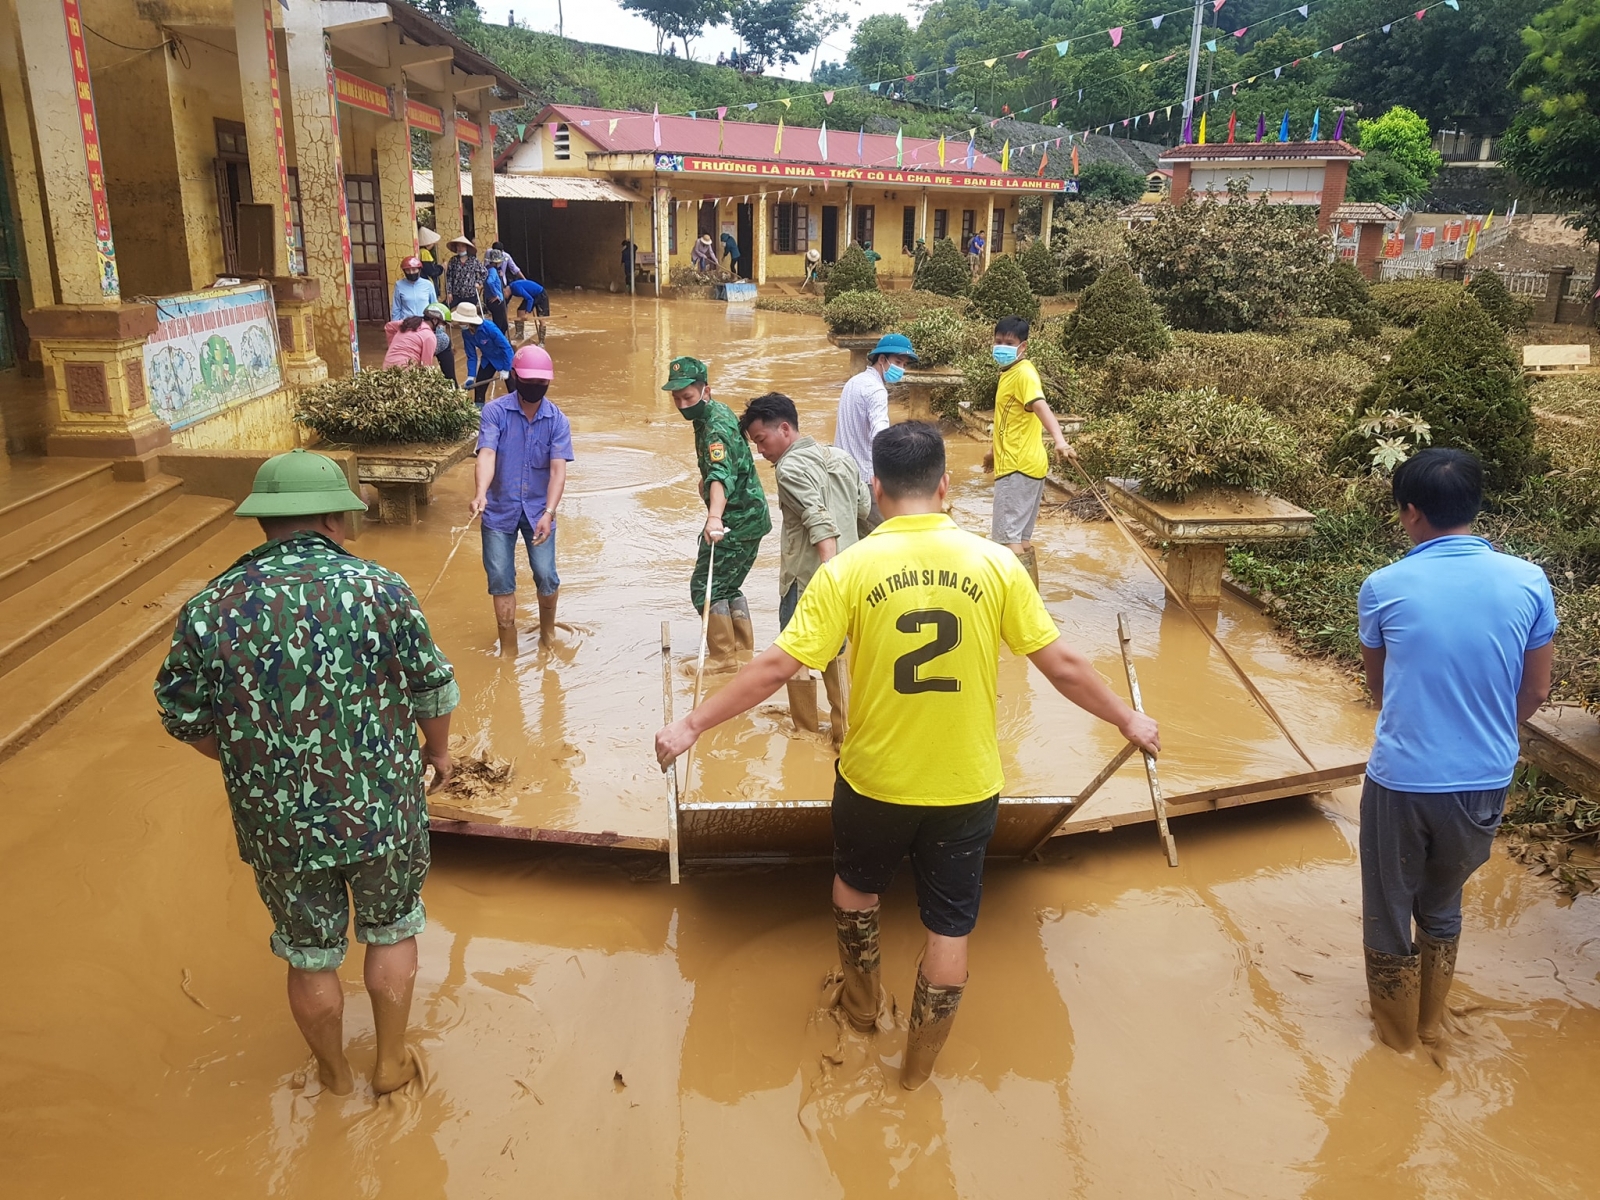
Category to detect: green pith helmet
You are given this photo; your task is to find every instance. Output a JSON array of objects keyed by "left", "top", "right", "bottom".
[
  {"left": 662, "top": 355, "right": 708, "bottom": 391},
  {"left": 235, "top": 448, "right": 367, "bottom": 518}
]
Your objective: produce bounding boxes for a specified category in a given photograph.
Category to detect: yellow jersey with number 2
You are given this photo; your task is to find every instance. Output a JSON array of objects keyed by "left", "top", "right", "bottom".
[
  {"left": 774, "top": 513, "right": 1060, "bottom": 806},
  {"left": 992, "top": 359, "right": 1049, "bottom": 479}
]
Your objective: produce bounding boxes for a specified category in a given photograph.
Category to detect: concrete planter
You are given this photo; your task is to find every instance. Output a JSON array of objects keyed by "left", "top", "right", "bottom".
[
  {"left": 1101, "top": 478, "right": 1313, "bottom": 605},
  {"left": 827, "top": 332, "right": 883, "bottom": 374},
  {"left": 888, "top": 365, "right": 965, "bottom": 422},
  {"left": 326, "top": 427, "right": 480, "bottom": 525}
]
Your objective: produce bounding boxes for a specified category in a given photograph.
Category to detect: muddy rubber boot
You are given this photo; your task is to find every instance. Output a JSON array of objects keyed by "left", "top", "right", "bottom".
[
  {"left": 1364, "top": 946, "right": 1421, "bottom": 1053},
  {"left": 902, "top": 973, "right": 965, "bottom": 1091},
  {"left": 833, "top": 904, "right": 882, "bottom": 1033},
  {"left": 729, "top": 595, "right": 755, "bottom": 654},
  {"left": 787, "top": 674, "right": 820, "bottom": 732},
  {"left": 538, "top": 590, "right": 560, "bottom": 648},
  {"left": 821, "top": 657, "right": 849, "bottom": 749},
  {"left": 1017, "top": 547, "right": 1040, "bottom": 590},
  {"left": 497, "top": 623, "right": 519, "bottom": 658},
  {"left": 706, "top": 602, "right": 738, "bottom": 665},
  {"left": 1417, "top": 931, "right": 1459, "bottom": 1052}
]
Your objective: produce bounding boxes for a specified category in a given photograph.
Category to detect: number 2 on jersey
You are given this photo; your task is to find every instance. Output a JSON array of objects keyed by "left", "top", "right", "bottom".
[{"left": 893, "top": 609, "right": 962, "bottom": 694}]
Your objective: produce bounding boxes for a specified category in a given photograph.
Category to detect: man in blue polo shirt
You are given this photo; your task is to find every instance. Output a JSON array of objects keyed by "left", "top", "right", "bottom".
[
  {"left": 1357, "top": 447, "right": 1555, "bottom": 1058},
  {"left": 469, "top": 344, "right": 574, "bottom": 657}
]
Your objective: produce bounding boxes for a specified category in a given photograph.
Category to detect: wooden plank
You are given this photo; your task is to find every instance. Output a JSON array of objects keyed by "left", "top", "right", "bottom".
[
  {"left": 1523, "top": 344, "right": 1591, "bottom": 371},
  {"left": 429, "top": 818, "right": 668, "bottom": 852}
]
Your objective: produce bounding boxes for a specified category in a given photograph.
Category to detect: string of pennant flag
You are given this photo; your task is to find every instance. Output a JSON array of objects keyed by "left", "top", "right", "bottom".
[{"left": 836, "top": 0, "right": 1462, "bottom": 174}]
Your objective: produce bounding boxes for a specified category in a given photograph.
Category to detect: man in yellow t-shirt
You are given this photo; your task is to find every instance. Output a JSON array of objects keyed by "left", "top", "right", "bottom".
[
  {"left": 990, "top": 315, "right": 1073, "bottom": 588},
  {"left": 655, "top": 422, "right": 1159, "bottom": 1090}
]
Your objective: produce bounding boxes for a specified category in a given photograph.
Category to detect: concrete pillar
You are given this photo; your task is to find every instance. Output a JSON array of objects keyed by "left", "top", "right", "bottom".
[
  {"left": 468, "top": 105, "right": 498, "bottom": 250},
  {"left": 756, "top": 191, "right": 769, "bottom": 285},
  {"left": 1319, "top": 160, "right": 1350, "bottom": 233},
  {"left": 283, "top": 0, "right": 359, "bottom": 375},
  {"left": 375, "top": 80, "right": 418, "bottom": 300},
  {"left": 271, "top": 276, "right": 328, "bottom": 386},
  {"left": 1041, "top": 194, "right": 1055, "bottom": 248},
  {"left": 917, "top": 191, "right": 929, "bottom": 249},
  {"left": 15, "top": 0, "right": 120, "bottom": 303},
  {"left": 1539, "top": 266, "right": 1574, "bottom": 325},
  {"left": 234, "top": 0, "right": 296, "bottom": 278},
  {"left": 0, "top": 1, "right": 52, "bottom": 312},
  {"left": 983, "top": 194, "right": 995, "bottom": 270},
  {"left": 653, "top": 181, "right": 669, "bottom": 296},
  {"left": 425, "top": 98, "right": 464, "bottom": 250},
  {"left": 843, "top": 184, "right": 853, "bottom": 250}
]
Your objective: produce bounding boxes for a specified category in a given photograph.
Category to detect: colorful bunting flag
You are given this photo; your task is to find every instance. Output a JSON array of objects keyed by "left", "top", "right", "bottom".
[
  {"left": 896, "top": 126, "right": 904, "bottom": 167},
  {"left": 609, "top": 118, "right": 619, "bottom": 135},
  {"left": 1227, "top": 111, "right": 1236, "bottom": 142},
  {"left": 1151, "top": 13, "right": 1164, "bottom": 27},
  {"left": 966, "top": 133, "right": 976, "bottom": 170},
  {"left": 1279, "top": 110, "right": 1291, "bottom": 141},
  {"left": 1000, "top": 140, "right": 1010, "bottom": 171},
  {"left": 1071, "top": 145, "right": 1080, "bottom": 175},
  {"left": 1297, "top": 3, "right": 1307, "bottom": 14},
  {"left": 774, "top": 117, "right": 784, "bottom": 154},
  {"left": 1038, "top": 149, "right": 1048, "bottom": 177},
  {"left": 652, "top": 104, "right": 660, "bottom": 149},
  {"left": 1182, "top": 113, "right": 1193, "bottom": 142},
  {"left": 983, "top": 58, "right": 997, "bottom": 68},
  {"left": 1234, "top": 27, "right": 1246, "bottom": 36},
  {"left": 1197, "top": 112, "right": 1208, "bottom": 144},
  {"left": 858, "top": 126, "right": 865, "bottom": 161},
  {"left": 1056, "top": 40, "right": 1070, "bottom": 54},
  {"left": 1214, "top": 0, "right": 1225, "bottom": 9},
  {"left": 1444, "top": 0, "right": 1458, "bottom": 8},
  {"left": 819, "top": 121, "right": 828, "bottom": 159},
  {"left": 1016, "top": 49, "right": 1029, "bottom": 60},
  {"left": 1332, "top": 109, "right": 1345, "bottom": 140},
  {"left": 1382, "top": 22, "right": 1392, "bottom": 31},
  {"left": 1309, "top": 108, "right": 1320, "bottom": 140},
  {"left": 779, "top": 97, "right": 791, "bottom": 109},
  {"left": 1256, "top": 113, "right": 1266, "bottom": 141},
  {"left": 1109, "top": 27, "right": 1123, "bottom": 46},
  {"left": 823, "top": 90, "right": 834, "bottom": 104},
  {"left": 1205, "top": 38, "right": 1217, "bottom": 51}
]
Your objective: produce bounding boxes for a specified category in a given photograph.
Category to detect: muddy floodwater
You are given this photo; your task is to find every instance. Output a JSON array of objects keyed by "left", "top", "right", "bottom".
[{"left": 3, "top": 296, "right": 1599, "bottom": 1197}]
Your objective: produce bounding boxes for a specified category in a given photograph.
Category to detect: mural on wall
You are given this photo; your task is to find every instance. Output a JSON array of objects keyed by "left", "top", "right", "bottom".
[{"left": 144, "top": 283, "right": 283, "bottom": 430}]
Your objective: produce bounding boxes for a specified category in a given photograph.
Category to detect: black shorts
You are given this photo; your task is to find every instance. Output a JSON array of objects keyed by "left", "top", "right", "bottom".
[{"left": 832, "top": 770, "right": 999, "bottom": 938}]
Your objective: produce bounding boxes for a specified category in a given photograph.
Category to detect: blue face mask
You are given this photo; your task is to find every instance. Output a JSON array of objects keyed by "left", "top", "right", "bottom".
[
  {"left": 884, "top": 364, "right": 906, "bottom": 384},
  {"left": 991, "top": 344, "right": 1021, "bottom": 367}
]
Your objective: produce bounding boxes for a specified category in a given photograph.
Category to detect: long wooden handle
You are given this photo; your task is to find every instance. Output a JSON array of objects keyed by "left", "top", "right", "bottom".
[
  {"left": 661, "top": 620, "right": 681, "bottom": 885},
  {"left": 1119, "top": 611, "right": 1179, "bottom": 868},
  {"left": 682, "top": 537, "right": 717, "bottom": 800},
  {"left": 1024, "top": 741, "right": 1138, "bottom": 860}
]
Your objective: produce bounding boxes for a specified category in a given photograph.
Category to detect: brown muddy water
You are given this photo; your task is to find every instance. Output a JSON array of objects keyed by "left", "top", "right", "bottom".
[{"left": 3, "top": 296, "right": 1598, "bottom": 1197}]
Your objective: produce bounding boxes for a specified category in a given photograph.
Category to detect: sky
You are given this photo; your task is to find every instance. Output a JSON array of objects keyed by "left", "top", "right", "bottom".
[{"left": 473, "top": 0, "right": 924, "bottom": 80}]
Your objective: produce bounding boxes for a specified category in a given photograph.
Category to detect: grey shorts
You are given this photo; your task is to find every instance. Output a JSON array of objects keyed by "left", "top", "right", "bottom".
[{"left": 991, "top": 471, "right": 1047, "bottom": 543}]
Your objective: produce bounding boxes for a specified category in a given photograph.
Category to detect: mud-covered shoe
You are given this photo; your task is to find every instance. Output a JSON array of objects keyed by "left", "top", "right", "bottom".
[
  {"left": 832, "top": 904, "right": 882, "bottom": 1033},
  {"left": 1365, "top": 945, "right": 1421, "bottom": 1052},
  {"left": 787, "top": 675, "right": 820, "bottom": 733},
  {"left": 729, "top": 595, "right": 755, "bottom": 653},
  {"left": 1417, "top": 930, "right": 1459, "bottom": 1054},
  {"left": 902, "top": 972, "right": 965, "bottom": 1090}
]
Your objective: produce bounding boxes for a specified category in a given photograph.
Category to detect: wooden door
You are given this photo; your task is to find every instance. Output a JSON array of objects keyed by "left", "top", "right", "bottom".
[
  {"left": 821, "top": 206, "right": 838, "bottom": 263},
  {"left": 345, "top": 174, "right": 387, "bottom": 321}
]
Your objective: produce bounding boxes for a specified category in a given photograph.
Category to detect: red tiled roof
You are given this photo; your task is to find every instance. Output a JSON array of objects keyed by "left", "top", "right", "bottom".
[
  {"left": 530, "top": 103, "right": 1004, "bottom": 175},
  {"left": 1159, "top": 140, "right": 1363, "bottom": 163}
]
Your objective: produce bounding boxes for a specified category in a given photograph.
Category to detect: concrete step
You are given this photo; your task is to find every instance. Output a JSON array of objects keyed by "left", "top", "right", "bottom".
[
  {"left": 0, "top": 520, "right": 251, "bottom": 764},
  {"left": 0, "top": 493, "right": 235, "bottom": 678},
  {"left": 0, "top": 474, "right": 182, "bottom": 602},
  {"left": 0, "top": 459, "right": 113, "bottom": 539}
]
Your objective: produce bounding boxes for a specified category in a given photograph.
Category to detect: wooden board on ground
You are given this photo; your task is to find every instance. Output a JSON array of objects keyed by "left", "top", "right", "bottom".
[
  {"left": 1521, "top": 705, "right": 1600, "bottom": 797},
  {"left": 430, "top": 815, "right": 668, "bottom": 852},
  {"left": 1523, "top": 344, "right": 1592, "bottom": 373}
]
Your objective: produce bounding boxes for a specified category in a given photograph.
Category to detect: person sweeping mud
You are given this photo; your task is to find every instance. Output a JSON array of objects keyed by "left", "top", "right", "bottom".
[
  {"left": 663, "top": 355, "right": 770, "bottom": 661},
  {"left": 1357, "top": 447, "right": 1554, "bottom": 1060},
  {"left": 154, "top": 449, "right": 459, "bottom": 1097},
  {"left": 739, "top": 391, "right": 869, "bottom": 745},
  {"left": 656, "top": 422, "right": 1158, "bottom": 1089},
  {"left": 989, "top": 316, "right": 1073, "bottom": 589},
  {"left": 471, "top": 344, "right": 574, "bottom": 657}
]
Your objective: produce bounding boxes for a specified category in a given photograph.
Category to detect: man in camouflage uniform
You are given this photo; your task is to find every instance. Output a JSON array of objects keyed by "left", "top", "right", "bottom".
[
  {"left": 155, "top": 449, "right": 459, "bottom": 1098},
  {"left": 662, "top": 355, "right": 772, "bottom": 659}
]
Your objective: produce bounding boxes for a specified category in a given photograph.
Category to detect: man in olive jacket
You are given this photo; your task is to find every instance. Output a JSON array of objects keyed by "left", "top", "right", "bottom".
[{"left": 740, "top": 391, "right": 869, "bottom": 745}]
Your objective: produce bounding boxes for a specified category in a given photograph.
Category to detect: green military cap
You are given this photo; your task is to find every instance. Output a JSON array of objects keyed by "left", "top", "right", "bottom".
[
  {"left": 235, "top": 448, "right": 367, "bottom": 518},
  {"left": 662, "top": 355, "right": 708, "bottom": 391}
]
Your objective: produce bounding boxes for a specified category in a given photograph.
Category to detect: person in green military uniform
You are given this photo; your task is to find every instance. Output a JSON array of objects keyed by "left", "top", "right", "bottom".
[
  {"left": 663, "top": 355, "right": 772, "bottom": 659},
  {"left": 154, "top": 449, "right": 459, "bottom": 1099}
]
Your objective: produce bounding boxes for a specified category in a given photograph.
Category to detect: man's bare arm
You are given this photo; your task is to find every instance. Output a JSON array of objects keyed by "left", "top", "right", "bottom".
[
  {"left": 655, "top": 644, "right": 799, "bottom": 765},
  {"left": 1027, "top": 638, "right": 1159, "bottom": 754},
  {"left": 1517, "top": 642, "right": 1554, "bottom": 725},
  {"left": 1361, "top": 644, "right": 1385, "bottom": 707}
]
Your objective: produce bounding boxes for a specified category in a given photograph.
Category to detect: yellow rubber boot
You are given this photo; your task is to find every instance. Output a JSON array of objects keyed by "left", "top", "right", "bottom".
[
  {"left": 787, "top": 674, "right": 820, "bottom": 732},
  {"left": 705, "top": 602, "right": 738, "bottom": 667},
  {"left": 902, "top": 973, "right": 965, "bottom": 1090},
  {"left": 832, "top": 904, "right": 882, "bottom": 1033},
  {"left": 729, "top": 595, "right": 755, "bottom": 654}
]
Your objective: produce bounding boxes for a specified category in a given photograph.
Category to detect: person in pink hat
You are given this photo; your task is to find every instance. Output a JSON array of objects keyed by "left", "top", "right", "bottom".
[{"left": 469, "top": 344, "right": 575, "bottom": 657}]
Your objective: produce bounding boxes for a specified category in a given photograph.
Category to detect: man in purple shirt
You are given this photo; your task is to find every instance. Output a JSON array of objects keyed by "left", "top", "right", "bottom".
[{"left": 469, "top": 344, "right": 574, "bottom": 657}]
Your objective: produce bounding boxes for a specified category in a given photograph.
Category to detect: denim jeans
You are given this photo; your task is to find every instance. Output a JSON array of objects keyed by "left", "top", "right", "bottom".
[{"left": 482, "top": 518, "right": 559, "bottom": 597}]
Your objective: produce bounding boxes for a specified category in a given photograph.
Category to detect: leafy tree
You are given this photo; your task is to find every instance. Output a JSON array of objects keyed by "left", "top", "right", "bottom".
[
  {"left": 1347, "top": 105, "right": 1441, "bottom": 206},
  {"left": 1466, "top": 269, "right": 1533, "bottom": 332},
  {"left": 619, "top": 0, "right": 730, "bottom": 56},
  {"left": 1128, "top": 182, "right": 1330, "bottom": 333},
  {"left": 730, "top": 0, "right": 826, "bottom": 70},
  {"left": 1064, "top": 263, "right": 1170, "bottom": 362},
  {"left": 1500, "top": 0, "right": 1600, "bottom": 280},
  {"left": 823, "top": 243, "right": 879, "bottom": 300},
  {"left": 847, "top": 13, "right": 912, "bottom": 84},
  {"left": 1077, "top": 161, "right": 1147, "bottom": 205},
  {"left": 1346, "top": 150, "right": 1427, "bottom": 206},
  {"left": 970, "top": 255, "right": 1039, "bottom": 321},
  {"left": 1017, "top": 239, "right": 1061, "bottom": 296},
  {"left": 1056, "top": 207, "right": 1131, "bottom": 292},
  {"left": 914, "top": 237, "right": 971, "bottom": 298},
  {"left": 1335, "top": 294, "right": 1534, "bottom": 490}
]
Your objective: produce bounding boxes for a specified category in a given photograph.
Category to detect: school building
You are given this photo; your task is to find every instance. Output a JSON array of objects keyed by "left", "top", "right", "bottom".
[
  {"left": 0, "top": 0, "right": 523, "bottom": 456},
  {"left": 487, "top": 105, "right": 1069, "bottom": 290}
]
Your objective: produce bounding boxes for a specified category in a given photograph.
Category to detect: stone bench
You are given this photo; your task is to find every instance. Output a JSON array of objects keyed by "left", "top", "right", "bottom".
[
  {"left": 326, "top": 429, "right": 479, "bottom": 525},
  {"left": 1523, "top": 344, "right": 1591, "bottom": 373}
]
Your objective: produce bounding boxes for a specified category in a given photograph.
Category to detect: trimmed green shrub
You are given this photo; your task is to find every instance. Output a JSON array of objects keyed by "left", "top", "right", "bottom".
[
  {"left": 970, "top": 255, "right": 1040, "bottom": 321},
  {"left": 1075, "top": 387, "right": 1302, "bottom": 499},
  {"left": 885, "top": 290, "right": 970, "bottom": 321},
  {"left": 915, "top": 237, "right": 972, "bottom": 297},
  {"left": 1321, "top": 261, "right": 1372, "bottom": 318},
  {"left": 1064, "top": 262, "right": 1170, "bottom": 361},
  {"left": 1058, "top": 208, "right": 1131, "bottom": 291},
  {"left": 823, "top": 289, "right": 894, "bottom": 334},
  {"left": 1128, "top": 183, "right": 1330, "bottom": 332},
  {"left": 1369, "top": 279, "right": 1463, "bottom": 327},
  {"left": 897, "top": 308, "right": 990, "bottom": 368},
  {"left": 295, "top": 368, "right": 479, "bottom": 444},
  {"left": 1466, "top": 269, "right": 1533, "bottom": 332},
  {"left": 823, "top": 244, "right": 879, "bottom": 301},
  {"left": 755, "top": 294, "right": 825, "bottom": 316},
  {"left": 1335, "top": 293, "right": 1535, "bottom": 490},
  {"left": 1017, "top": 238, "right": 1062, "bottom": 296}
]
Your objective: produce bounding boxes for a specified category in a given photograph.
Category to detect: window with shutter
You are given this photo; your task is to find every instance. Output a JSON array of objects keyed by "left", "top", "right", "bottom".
[
  {"left": 991, "top": 207, "right": 1004, "bottom": 252},
  {"left": 795, "top": 205, "right": 808, "bottom": 255},
  {"left": 933, "top": 209, "right": 948, "bottom": 240},
  {"left": 902, "top": 206, "right": 916, "bottom": 252}
]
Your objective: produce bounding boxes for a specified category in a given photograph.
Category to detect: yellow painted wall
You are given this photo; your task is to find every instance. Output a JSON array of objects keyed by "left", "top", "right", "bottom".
[
  {"left": 165, "top": 31, "right": 247, "bottom": 290},
  {"left": 170, "top": 386, "right": 309, "bottom": 451}
]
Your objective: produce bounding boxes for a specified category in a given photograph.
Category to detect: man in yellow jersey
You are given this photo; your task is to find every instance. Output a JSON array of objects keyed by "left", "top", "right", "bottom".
[
  {"left": 990, "top": 315, "right": 1073, "bottom": 588},
  {"left": 655, "top": 422, "right": 1159, "bottom": 1089}
]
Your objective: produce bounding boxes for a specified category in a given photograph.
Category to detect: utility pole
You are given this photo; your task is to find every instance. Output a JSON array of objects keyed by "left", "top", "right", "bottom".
[{"left": 1181, "top": 0, "right": 1204, "bottom": 140}]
